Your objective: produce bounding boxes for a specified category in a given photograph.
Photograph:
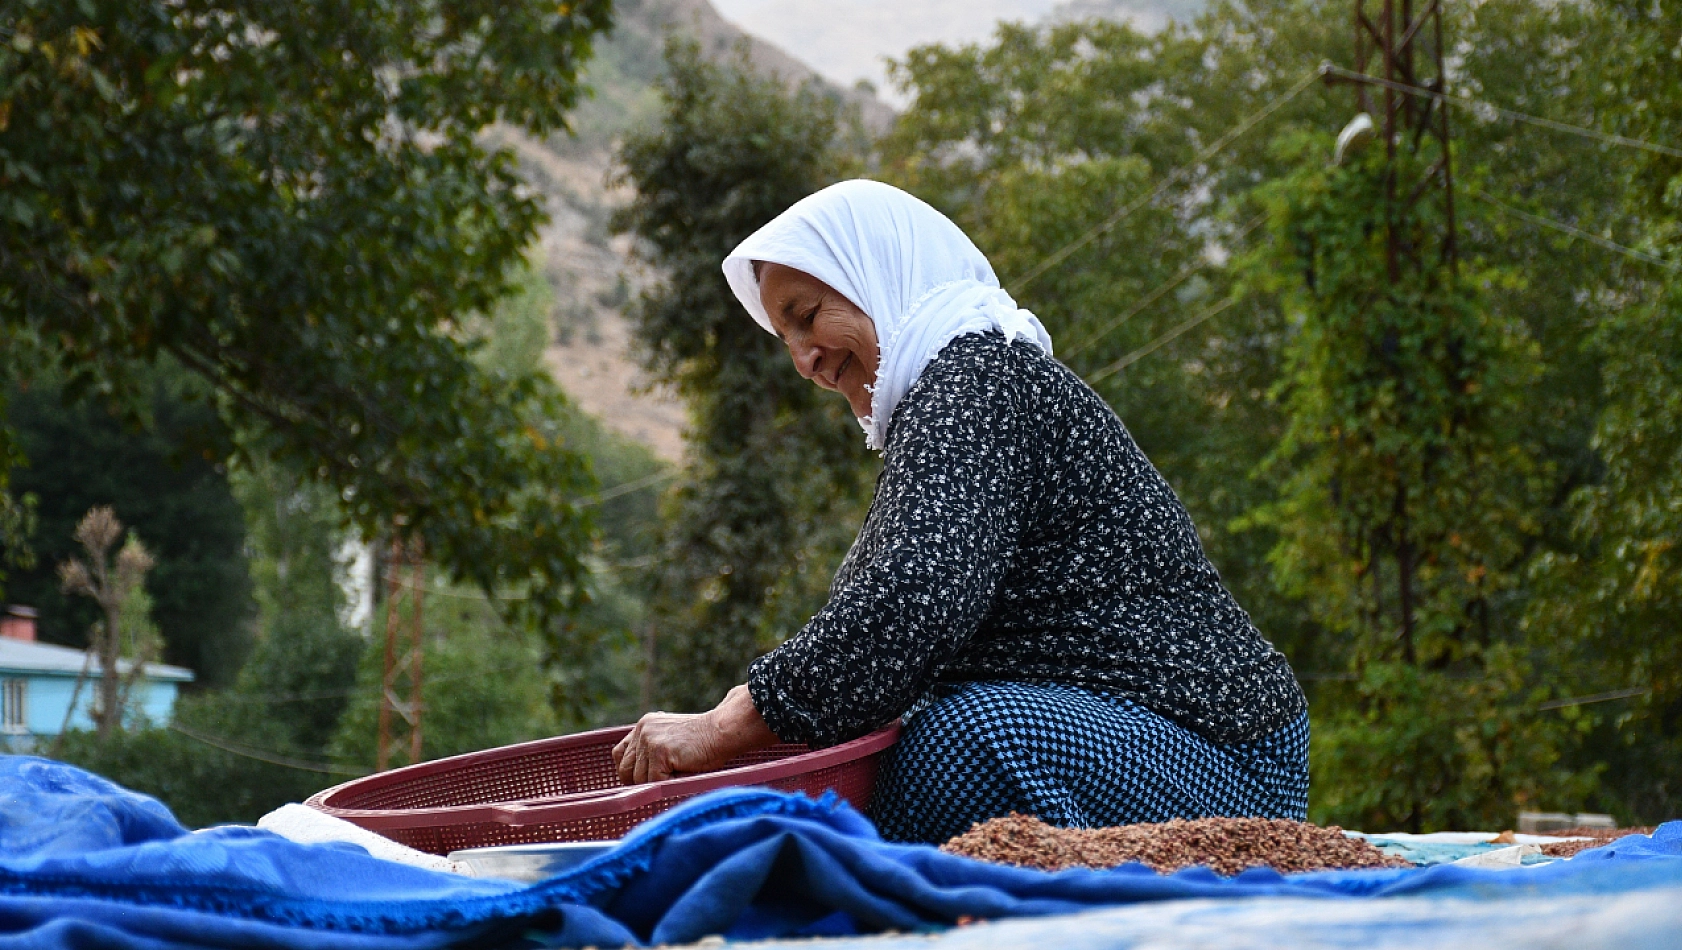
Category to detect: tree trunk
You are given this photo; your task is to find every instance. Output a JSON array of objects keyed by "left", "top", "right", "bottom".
[
  {"left": 97, "top": 598, "right": 122, "bottom": 738},
  {"left": 1394, "top": 479, "right": 1416, "bottom": 666}
]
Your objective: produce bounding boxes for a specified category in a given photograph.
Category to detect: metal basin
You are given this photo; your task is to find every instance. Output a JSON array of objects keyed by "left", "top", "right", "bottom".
[{"left": 448, "top": 841, "right": 617, "bottom": 881}]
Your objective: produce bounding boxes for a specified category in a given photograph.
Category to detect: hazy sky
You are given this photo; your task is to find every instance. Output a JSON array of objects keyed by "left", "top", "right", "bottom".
[{"left": 709, "top": 0, "right": 1065, "bottom": 104}]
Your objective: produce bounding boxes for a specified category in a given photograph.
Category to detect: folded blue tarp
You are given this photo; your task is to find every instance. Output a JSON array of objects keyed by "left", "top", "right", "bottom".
[{"left": 2, "top": 756, "right": 1679, "bottom": 950}]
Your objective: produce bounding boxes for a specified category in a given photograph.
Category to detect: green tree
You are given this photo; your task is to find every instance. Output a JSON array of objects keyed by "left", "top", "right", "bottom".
[
  {"left": 226, "top": 451, "right": 366, "bottom": 749},
  {"left": 0, "top": 489, "right": 33, "bottom": 599},
  {"left": 550, "top": 407, "right": 665, "bottom": 723},
  {"left": 1521, "top": 0, "right": 1682, "bottom": 823},
  {"left": 5, "top": 368, "right": 253, "bottom": 685},
  {"left": 54, "top": 453, "right": 367, "bottom": 825},
  {"left": 1239, "top": 138, "right": 1594, "bottom": 829},
  {"left": 468, "top": 253, "right": 663, "bottom": 723},
  {"left": 0, "top": 0, "right": 612, "bottom": 634},
  {"left": 51, "top": 725, "right": 339, "bottom": 829},
  {"left": 612, "top": 39, "right": 874, "bottom": 710}
]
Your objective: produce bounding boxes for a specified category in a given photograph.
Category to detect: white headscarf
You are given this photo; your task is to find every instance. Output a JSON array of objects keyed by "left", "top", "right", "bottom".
[{"left": 722, "top": 179, "right": 1054, "bottom": 451}]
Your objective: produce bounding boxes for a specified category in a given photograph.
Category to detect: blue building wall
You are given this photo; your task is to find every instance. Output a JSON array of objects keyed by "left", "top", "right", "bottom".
[{"left": 6, "top": 673, "right": 184, "bottom": 737}]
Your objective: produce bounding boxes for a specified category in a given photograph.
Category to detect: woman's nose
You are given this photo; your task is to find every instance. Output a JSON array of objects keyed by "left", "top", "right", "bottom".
[{"left": 790, "top": 339, "right": 822, "bottom": 380}]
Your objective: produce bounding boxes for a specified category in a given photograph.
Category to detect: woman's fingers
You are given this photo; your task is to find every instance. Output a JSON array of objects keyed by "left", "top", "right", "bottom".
[
  {"left": 609, "top": 687, "right": 771, "bottom": 787},
  {"left": 614, "top": 722, "right": 641, "bottom": 785},
  {"left": 633, "top": 742, "right": 653, "bottom": 784},
  {"left": 644, "top": 745, "right": 674, "bottom": 783},
  {"left": 616, "top": 711, "right": 722, "bottom": 785}
]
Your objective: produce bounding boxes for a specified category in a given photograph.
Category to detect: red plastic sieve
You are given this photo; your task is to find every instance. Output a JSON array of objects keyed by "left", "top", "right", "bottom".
[{"left": 305, "top": 722, "right": 901, "bottom": 855}]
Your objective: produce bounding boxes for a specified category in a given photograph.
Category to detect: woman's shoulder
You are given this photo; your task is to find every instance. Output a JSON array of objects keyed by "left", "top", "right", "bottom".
[
  {"left": 913, "top": 331, "right": 1099, "bottom": 418},
  {"left": 884, "top": 331, "right": 1083, "bottom": 449},
  {"left": 893, "top": 332, "right": 1028, "bottom": 418},
  {"left": 915, "top": 330, "right": 1063, "bottom": 394}
]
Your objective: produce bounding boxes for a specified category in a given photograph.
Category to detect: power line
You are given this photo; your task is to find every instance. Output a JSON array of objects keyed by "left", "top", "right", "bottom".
[
  {"left": 208, "top": 658, "right": 540, "bottom": 705},
  {"left": 169, "top": 723, "right": 369, "bottom": 776},
  {"left": 1467, "top": 188, "right": 1680, "bottom": 273},
  {"left": 1535, "top": 686, "right": 1650, "bottom": 712},
  {"left": 1064, "top": 263, "right": 1204, "bottom": 359},
  {"left": 1062, "top": 214, "right": 1268, "bottom": 359},
  {"left": 592, "top": 554, "right": 658, "bottom": 574},
  {"left": 573, "top": 469, "right": 677, "bottom": 508},
  {"left": 376, "top": 550, "right": 659, "bottom": 600},
  {"left": 208, "top": 687, "right": 360, "bottom": 704},
  {"left": 1320, "top": 64, "right": 1682, "bottom": 160},
  {"left": 1085, "top": 297, "right": 1238, "bottom": 385},
  {"left": 377, "top": 569, "right": 531, "bottom": 601},
  {"left": 1009, "top": 69, "right": 1323, "bottom": 293},
  {"left": 348, "top": 470, "right": 676, "bottom": 603}
]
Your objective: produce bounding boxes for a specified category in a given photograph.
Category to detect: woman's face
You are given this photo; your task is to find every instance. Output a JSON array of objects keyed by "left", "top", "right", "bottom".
[{"left": 757, "top": 262, "right": 879, "bottom": 418}]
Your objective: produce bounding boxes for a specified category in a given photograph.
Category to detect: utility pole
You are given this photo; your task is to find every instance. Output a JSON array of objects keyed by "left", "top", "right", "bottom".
[
  {"left": 376, "top": 533, "right": 425, "bottom": 771},
  {"left": 1336, "top": 0, "right": 1459, "bottom": 275},
  {"left": 1323, "top": 1, "right": 1461, "bottom": 663}
]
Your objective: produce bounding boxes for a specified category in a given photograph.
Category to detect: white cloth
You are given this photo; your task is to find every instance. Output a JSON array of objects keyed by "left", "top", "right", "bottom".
[
  {"left": 1450, "top": 843, "right": 1544, "bottom": 869},
  {"left": 258, "top": 802, "right": 469, "bottom": 875},
  {"left": 722, "top": 179, "right": 1054, "bottom": 450}
]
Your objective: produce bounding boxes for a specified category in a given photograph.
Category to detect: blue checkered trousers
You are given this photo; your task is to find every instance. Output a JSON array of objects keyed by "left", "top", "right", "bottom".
[{"left": 870, "top": 681, "right": 1311, "bottom": 844}]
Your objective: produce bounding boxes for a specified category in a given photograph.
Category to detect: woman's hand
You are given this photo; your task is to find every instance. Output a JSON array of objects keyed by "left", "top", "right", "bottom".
[{"left": 612, "top": 685, "right": 780, "bottom": 784}]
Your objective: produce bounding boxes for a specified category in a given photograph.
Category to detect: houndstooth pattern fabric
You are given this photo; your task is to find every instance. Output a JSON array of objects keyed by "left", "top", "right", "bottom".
[
  {"left": 749, "top": 332, "right": 1305, "bottom": 749},
  {"left": 870, "top": 681, "right": 1311, "bottom": 844}
]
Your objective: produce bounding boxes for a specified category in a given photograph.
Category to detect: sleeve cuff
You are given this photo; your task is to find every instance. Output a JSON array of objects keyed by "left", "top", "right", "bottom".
[{"left": 747, "top": 652, "right": 830, "bottom": 747}]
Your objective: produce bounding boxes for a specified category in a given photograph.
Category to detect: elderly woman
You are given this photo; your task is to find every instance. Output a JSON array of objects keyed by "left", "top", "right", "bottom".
[{"left": 612, "top": 180, "right": 1308, "bottom": 844}]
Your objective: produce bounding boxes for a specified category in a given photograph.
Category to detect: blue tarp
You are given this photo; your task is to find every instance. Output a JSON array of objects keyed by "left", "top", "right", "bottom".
[{"left": 2, "top": 756, "right": 1680, "bottom": 949}]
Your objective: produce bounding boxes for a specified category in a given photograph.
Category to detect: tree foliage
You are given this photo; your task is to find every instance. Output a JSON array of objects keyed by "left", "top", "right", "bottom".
[
  {"left": 1241, "top": 139, "right": 1586, "bottom": 830},
  {"left": 1518, "top": 0, "right": 1682, "bottom": 822},
  {"left": 0, "top": 0, "right": 613, "bottom": 632},
  {"left": 612, "top": 39, "right": 874, "bottom": 710},
  {"left": 328, "top": 586, "right": 563, "bottom": 771},
  {"left": 53, "top": 455, "right": 367, "bottom": 825},
  {"left": 4, "top": 367, "right": 253, "bottom": 685}
]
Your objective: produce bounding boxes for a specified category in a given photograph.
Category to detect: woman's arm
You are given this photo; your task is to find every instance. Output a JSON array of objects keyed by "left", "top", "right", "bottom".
[
  {"left": 747, "top": 340, "right": 1034, "bottom": 747},
  {"left": 616, "top": 338, "right": 1036, "bottom": 774},
  {"left": 612, "top": 684, "right": 779, "bottom": 784}
]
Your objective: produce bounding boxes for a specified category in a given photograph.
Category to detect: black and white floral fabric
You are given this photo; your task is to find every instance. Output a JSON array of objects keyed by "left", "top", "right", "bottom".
[{"left": 747, "top": 332, "right": 1307, "bottom": 749}]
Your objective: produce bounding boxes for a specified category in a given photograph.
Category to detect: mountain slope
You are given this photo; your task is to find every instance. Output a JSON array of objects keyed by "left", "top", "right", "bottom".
[
  {"left": 706, "top": 0, "right": 1208, "bottom": 105},
  {"left": 508, "top": 0, "right": 890, "bottom": 463}
]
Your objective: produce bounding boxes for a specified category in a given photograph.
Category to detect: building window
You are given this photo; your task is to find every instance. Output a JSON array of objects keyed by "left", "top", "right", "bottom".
[{"left": 1, "top": 679, "right": 25, "bottom": 734}]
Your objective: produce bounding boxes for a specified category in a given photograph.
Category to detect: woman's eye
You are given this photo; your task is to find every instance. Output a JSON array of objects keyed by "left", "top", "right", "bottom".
[{"left": 805, "top": 306, "right": 819, "bottom": 325}]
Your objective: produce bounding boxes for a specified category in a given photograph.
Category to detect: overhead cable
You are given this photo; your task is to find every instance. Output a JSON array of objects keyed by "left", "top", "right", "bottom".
[
  {"left": 1534, "top": 686, "right": 1650, "bottom": 711},
  {"left": 1063, "top": 263, "right": 1204, "bottom": 359},
  {"left": 203, "top": 658, "right": 540, "bottom": 705},
  {"left": 1085, "top": 297, "right": 1238, "bottom": 385},
  {"left": 1009, "top": 69, "right": 1323, "bottom": 293},
  {"left": 573, "top": 469, "right": 677, "bottom": 508},
  {"left": 169, "top": 723, "right": 370, "bottom": 776},
  {"left": 1319, "top": 64, "right": 1682, "bottom": 160},
  {"left": 1062, "top": 213, "right": 1268, "bottom": 359},
  {"left": 377, "top": 568, "right": 530, "bottom": 601},
  {"left": 1467, "top": 188, "right": 1680, "bottom": 272}
]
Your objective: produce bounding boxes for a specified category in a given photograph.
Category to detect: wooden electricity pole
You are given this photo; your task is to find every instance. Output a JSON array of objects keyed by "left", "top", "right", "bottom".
[
  {"left": 1337, "top": 0, "right": 1460, "bottom": 275},
  {"left": 376, "top": 534, "right": 425, "bottom": 771},
  {"left": 1324, "top": 0, "right": 1461, "bottom": 662}
]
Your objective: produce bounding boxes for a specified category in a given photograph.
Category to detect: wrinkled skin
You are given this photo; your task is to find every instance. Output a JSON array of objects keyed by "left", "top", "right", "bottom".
[
  {"left": 612, "top": 685, "right": 779, "bottom": 783},
  {"left": 756, "top": 262, "right": 880, "bottom": 419}
]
